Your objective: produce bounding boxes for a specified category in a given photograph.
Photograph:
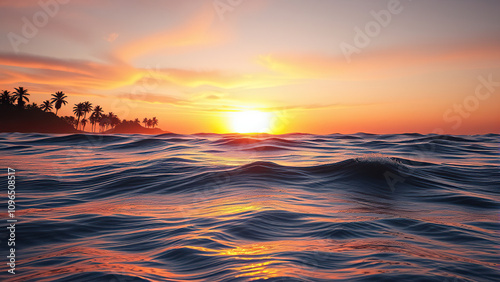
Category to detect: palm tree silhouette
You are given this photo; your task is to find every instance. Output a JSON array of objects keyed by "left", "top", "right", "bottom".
[
  {"left": 40, "top": 100, "right": 53, "bottom": 112},
  {"left": 111, "top": 118, "right": 120, "bottom": 128},
  {"left": 89, "top": 113, "right": 98, "bottom": 132},
  {"left": 2, "top": 87, "right": 167, "bottom": 133},
  {"left": 63, "top": 116, "right": 76, "bottom": 127},
  {"left": 1, "top": 90, "right": 13, "bottom": 106},
  {"left": 50, "top": 91, "right": 68, "bottom": 116},
  {"left": 99, "top": 116, "right": 106, "bottom": 132},
  {"left": 81, "top": 118, "right": 88, "bottom": 132},
  {"left": 100, "top": 113, "right": 111, "bottom": 130},
  {"left": 82, "top": 101, "right": 93, "bottom": 120},
  {"left": 92, "top": 106, "right": 103, "bottom": 117},
  {"left": 26, "top": 102, "right": 38, "bottom": 110},
  {"left": 73, "top": 103, "right": 84, "bottom": 129},
  {"left": 13, "top": 87, "right": 30, "bottom": 109},
  {"left": 107, "top": 112, "right": 120, "bottom": 129},
  {"left": 91, "top": 105, "right": 104, "bottom": 132}
]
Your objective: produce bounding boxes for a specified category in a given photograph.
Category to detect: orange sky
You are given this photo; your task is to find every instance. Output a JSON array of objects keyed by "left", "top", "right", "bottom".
[{"left": 0, "top": 0, "right": 499, "bottom": 134}]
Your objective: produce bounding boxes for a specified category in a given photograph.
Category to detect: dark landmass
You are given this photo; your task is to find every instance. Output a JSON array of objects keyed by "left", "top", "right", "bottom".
[
  {"left": 0, "top": 107, "right": 166, "bottom": 134},
  {"left": 1, "top": 87, "right": 165, "bottom": 134},
  {"left": 0, "top": 107, "right": 79, "bottom": 133},
  {"left": 103, "top": 121, "right": 167, "bottom": 134}
]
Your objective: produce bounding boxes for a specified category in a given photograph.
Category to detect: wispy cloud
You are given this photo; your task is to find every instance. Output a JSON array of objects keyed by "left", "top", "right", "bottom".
[
  {"left": 258, "top": 39, "right": 500, "bottom": 80},
  {"left": 0, "top": 52, "right": 138, "bottom": 90},
  {"left": 114, "top": 5, "right": 224, "bottom": 62},
  {"left": 118, "top": 93, "right": 186, "bottom": 105},
  {"left": 105, "top": 33, "right": 119, "bottom": 43}
]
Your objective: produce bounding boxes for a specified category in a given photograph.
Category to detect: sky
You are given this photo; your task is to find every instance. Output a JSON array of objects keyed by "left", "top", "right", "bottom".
[{"left": 1, "top": 0, "right": 499, "bottom": 134}]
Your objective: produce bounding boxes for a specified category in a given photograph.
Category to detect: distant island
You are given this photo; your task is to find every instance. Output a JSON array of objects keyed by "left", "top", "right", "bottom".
[{"left": 0, "top": 87, "right": 166, "bottom": 134}]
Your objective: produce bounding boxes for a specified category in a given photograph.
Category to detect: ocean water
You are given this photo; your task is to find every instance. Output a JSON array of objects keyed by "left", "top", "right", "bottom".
[{"left": 0, "top": 133, "right": 499, "bottom": 282}]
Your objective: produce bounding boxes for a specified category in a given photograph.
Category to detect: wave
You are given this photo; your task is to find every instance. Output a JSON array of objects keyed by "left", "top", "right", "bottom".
[
  {"left": 403, "top": 134, "right": 483, "bottom": 143},
  {"left": 29, "top": 133, "right": 130, "bottom": 144},
  {"left": 2, "top": 133, "right": 499, "bottom": 282},
  {"left": 241, "top": 145, "right": 293, "bottom": 151},
  {"left": 212, "top": 136, "right": 303, "bottom": 147}
]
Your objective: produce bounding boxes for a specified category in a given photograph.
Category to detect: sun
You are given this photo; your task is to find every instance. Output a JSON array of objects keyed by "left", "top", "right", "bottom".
[{"left": 229, "top": 110, "right": 272, "bottom": 133}]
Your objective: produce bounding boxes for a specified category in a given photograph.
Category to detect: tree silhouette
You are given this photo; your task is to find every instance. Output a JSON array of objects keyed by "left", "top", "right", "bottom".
[
  {"left": 99, "top": 116, "right": 106, "bottom": 132},
  {"left": 40, "top": 100, "right": 53, "bottom": 112},
  {"left": 62, "top": 116, "right": 76, "bottom": 128},
  {"left": 91, "top": 105, "right": 104, "bottom": 132},
  {"left": 89, "top": 113, "right": 97, "bottom": 132},
  {"left": 82, "top": 101, "right": 93, "bottom": 120},
  {"left": 100, "top": 113, "right": 111, "bottom": 131},
  {"left": 26, "top": 102, "right": 38, "bottom": 110},
  {"left": 93, "top": 105, "right": 103, "bottom": 117},
  {"left": 1, "top": 90, "right": 13, "bottom": 106},
  {"left": 3, "top": 87, "right": 165, "bottom": 133},
  {"left": 107, "top": 112, "right": 120, "bottom": 129},
  {"left": 50, "top": 91, "right": 68, "bottom": 116},
  {"left": 13, "top": 87, "right": 30, "bottom": 109},
  {"left": 81, "top": 118, "right": 88, "bottom": 131},
  {"left": 73, "top": 103, "right": 84, "bottom": 129}
]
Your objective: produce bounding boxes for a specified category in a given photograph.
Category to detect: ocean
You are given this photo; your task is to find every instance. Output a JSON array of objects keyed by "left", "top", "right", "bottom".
[{"left": 1, "top": 133, "right": 499, "bottom": 281}]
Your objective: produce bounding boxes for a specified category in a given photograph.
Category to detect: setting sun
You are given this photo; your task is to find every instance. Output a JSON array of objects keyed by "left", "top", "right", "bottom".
[{"left": 229, "top": 110, "right": 272, "bottom": 133}]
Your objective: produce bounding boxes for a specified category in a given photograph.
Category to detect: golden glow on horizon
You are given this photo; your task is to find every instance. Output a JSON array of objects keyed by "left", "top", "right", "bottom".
[{"left": 229, "top": 110, "right": 273, "bottom": 134}]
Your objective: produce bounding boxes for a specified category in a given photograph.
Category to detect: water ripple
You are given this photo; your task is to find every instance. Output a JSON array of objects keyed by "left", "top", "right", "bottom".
[{"left": 1, "top": 133, "right": 499, "bottom": 281}]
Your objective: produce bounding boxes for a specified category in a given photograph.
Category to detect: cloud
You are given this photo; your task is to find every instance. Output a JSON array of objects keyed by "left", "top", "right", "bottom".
[
  {"left": 205, "top": 94, "right": 221, "bottom": 100},
  {"left": 0, "top": 52, "right": 141, "bottom": 91},
  {"left": 205, "top": 102, "right": 374, "bottom": 113},
  {"left": 258, "top": 39, "right": 500, "bottom": 80},
  {"left": 0, "top": 52, "right": 95, "bottom": 76},
  {"left": 0, "top": 52, "right": 289, "bottom": 103},
  {"left": 118, "top": 93, "right": 186, "bottom": 105},
  {"left": 114, "top": 4, "right": 225, "bottom": 62},
  {"left": 113, "top": 88, "right": 343, "bottom": 113},
  {"left": 105, "top": 33, "right": 119, "bottom": 43},
  {"left": 153, "top": 67, "right": 286, "bottom": 89}
]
